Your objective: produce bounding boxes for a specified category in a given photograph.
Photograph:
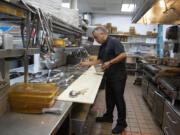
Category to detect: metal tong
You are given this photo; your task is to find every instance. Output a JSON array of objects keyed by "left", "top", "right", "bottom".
[{"left": 69, "top": 88, "right": 88, "bottom": 98}]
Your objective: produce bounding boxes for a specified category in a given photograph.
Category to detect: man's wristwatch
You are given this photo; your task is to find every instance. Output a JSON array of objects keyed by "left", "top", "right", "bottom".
[{"left": 109, "top": 60, "right": 113, "bottom": 66}]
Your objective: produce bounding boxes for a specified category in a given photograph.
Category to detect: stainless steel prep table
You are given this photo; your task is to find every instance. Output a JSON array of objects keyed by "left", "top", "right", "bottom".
[
  {"left": 6, "top": 65, "right": 91, "bottom": 135},
  {"left": 0, "top": 101, "right": 72, "bottom": 135}
]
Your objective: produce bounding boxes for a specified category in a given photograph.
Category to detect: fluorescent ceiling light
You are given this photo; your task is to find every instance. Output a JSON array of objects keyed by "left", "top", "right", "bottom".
[
  {"left": 62, "top": 3, "right": 70, "bottom": 8},
  {"left": 121, "top": 4, "right": 135, "bottom": 12}
]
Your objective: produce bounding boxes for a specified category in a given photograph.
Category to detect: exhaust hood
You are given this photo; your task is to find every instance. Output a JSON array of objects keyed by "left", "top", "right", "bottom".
[{"left": 132, "top": 0, "right": 180, "bottom": 25}]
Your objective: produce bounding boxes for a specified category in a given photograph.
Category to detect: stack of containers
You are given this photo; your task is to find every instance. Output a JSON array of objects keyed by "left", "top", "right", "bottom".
[
  {"left": 129, "top": 27, "right": 136, "bottom": 35},
  {"left": 106, "top": 23, "right": 112, "bottom": 34},
  {"left": 111, "top": 27, "right": 117, "bottom": 34},
  {"left": 8, "top": 83, "right": 59, "bottom": 114}
]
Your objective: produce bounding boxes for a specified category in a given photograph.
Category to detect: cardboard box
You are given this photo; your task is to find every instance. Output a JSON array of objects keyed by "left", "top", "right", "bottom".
[
  {"left": 106, "top": 23, "right": 112, "bottom": 28},
  {"left": 117, "top": 31, "right": 123, "bottom": 34},
  {"left": 111, "top": 27, "right": 117, "bottom": 34},
  {"left": 129, "top": 26, "right": 136, "bottom": 35},
  {"left": 147, "top": 31, "right": 153, "bottom": 36},
  {"left": 91, "top": 24, "right": 102, "bottom": 26},
  {"left": 124, "top": 32, "right": 129, "bottom": 35}
]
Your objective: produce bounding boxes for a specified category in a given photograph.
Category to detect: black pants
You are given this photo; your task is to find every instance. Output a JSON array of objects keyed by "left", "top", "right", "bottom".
[{"left": 104, "top": 77, "right": 127, "bottom": 125}]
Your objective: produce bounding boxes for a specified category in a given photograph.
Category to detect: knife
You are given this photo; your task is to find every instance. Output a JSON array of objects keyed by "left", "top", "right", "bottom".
[{"left": 42, "top": 108, "right": 62, "bottom": 115}]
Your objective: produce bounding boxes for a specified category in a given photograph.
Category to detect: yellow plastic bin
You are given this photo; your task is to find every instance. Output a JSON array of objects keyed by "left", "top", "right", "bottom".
[
  {"left": 8, "top": 83, "right": 59, "bottom": 113},
  {"left": 53, "top": 39, "right": 66, "bottom": 47}
]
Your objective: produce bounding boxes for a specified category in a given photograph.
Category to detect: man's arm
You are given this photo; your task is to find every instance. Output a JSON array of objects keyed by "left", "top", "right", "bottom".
[
  {"left": 102, "top": 39, "right": 126, "bottom": 70},
  {"left": 102, "top": 52, "right": 126, "bottom": 70},
  {"left": 110, "top": 52, "right": 126, "bottom": 64},
  {"left": 78, "top": 59, "right": 101, "bottom": 67}
]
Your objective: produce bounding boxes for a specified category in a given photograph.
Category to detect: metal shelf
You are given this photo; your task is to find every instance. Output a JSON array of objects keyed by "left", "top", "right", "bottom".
[
  {"left": 0, "top": 0, "right": 83, "bottom": 36},
  {"left": 122, "top": 42, "right": 156, "bottom": 45},
  {"left": 52, "top": 21, "right": 83, "bottom": 35},
  {"left": 109, "top": 34, "right": 157, "bottom": 38},
  {"left": 0, "top": 48, "right": 40, "bottom": 58},
  {"left": 0, "top": 1, "right": 26, "bottom": 20},
  {"left": 65, "top": 46, "right": 84, "bottom": 51}
]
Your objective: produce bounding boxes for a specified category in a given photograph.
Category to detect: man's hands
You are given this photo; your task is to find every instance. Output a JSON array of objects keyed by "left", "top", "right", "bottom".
[
  {"left": 78, "top": 52, "right": 126, "bottom": 70},
  {"left": 78, "top": 61, "right": 90, "bottom": 67},
  {"left": 78, "top": 59, "right": 101, "bottom": 67},
  {"left": 102, "top": 61, "right": 111, "bottom": 70},
  {"left": 78, "top": 60, "right": 111, "bottom": 70}
]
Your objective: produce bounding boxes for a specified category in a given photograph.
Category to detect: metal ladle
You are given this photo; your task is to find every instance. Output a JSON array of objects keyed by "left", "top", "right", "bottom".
[{"left": 69, "top": 88, "right": 88, "bottom": 98}]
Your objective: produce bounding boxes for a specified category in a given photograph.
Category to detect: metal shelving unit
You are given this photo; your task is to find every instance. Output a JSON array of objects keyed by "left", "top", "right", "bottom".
[
  {"left": 0, "top": 48, "right": 40, "bottom": 58},
  {"left": 0, "top": 0, "right": 83, "bottom": 81},
  {"left": 109, "top": 34, "right": 157, "bottom": 46},
  {"left": 109, "top": 34, "right": 157, "bottom": 38},
  {"left": 122, "top": 42, "right": 156, "bottom": 45},
  {"left": 52, "top": 20, "right": 83, "bottom": 36},
  {"left": 0, "top": 0, "right": 83, "bottom": 36},
  {"left": 0, "top": 1, "right": 83, "bottom": 134},
  {"left": 109, "top": 34, "right": 157, "bottom": 76}
]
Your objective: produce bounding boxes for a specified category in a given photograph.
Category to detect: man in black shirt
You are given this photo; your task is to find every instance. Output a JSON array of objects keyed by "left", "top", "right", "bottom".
[{"left": 78, "top": 27, "right": 127, "bottom": 134}]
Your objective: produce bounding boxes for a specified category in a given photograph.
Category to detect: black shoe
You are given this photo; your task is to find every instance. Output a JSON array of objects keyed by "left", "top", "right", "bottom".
[
  {"left": 112, "top": 123, "right": 127, "bottom": 134},
  {"left": 96, "top": 116, "right": 113, "bottom": 123}
]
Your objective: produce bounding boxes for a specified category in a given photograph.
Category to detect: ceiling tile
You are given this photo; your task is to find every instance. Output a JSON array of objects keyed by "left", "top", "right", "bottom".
[{"left": 77, "top": 0, "right": 137, "bottom": 14}]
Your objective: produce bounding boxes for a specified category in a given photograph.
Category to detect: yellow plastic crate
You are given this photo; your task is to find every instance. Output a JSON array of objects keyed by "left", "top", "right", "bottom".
[
  {"left": 53, "top": 39, "right": 66, "bottom": 47},
  {"left": 8, "top": 83, "right": 58, "bottom": 96},
  {"left": 9, "top": 99, "right": 55, "bottom": 109},
  {"left": 8, "top": 83, "right": 59, "bottom": 113}
]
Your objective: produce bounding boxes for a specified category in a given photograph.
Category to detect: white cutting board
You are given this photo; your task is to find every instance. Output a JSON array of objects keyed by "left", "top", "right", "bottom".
[{"left": 56, "top": 66, "right": 103, "bottom": 104}]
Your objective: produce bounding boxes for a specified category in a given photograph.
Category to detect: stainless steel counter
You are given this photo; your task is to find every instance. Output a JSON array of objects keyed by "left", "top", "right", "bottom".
[
  {"left": 10, "top": 65, "right": 89, "bottom": 91},
  {"left": 0, "top": 64, "right": 89, "bottom": 135},
  {"left": 0, "top": 48, "right": 40, "bottom": 59},
  {"left": 0, "top": 101, "right": 72, "bottom": 135}
]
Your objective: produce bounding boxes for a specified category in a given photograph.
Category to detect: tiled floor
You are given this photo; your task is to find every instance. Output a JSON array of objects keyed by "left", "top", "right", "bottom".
[{"left": 82, "top": 76, "right": 164, "bottom": 135}]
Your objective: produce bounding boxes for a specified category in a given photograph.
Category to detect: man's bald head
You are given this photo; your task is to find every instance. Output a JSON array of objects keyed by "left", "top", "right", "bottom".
[
  {"left": 92, "top": 27, "right": 108, "bottom": 44},
  {"left": 92, "top": 27, "right": 108, "bottom": 35}
]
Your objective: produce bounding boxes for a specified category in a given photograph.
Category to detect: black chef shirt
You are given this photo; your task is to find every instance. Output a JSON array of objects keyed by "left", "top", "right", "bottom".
[{"left": 98, "top": 36, "right": 126, "bottom": 81}]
